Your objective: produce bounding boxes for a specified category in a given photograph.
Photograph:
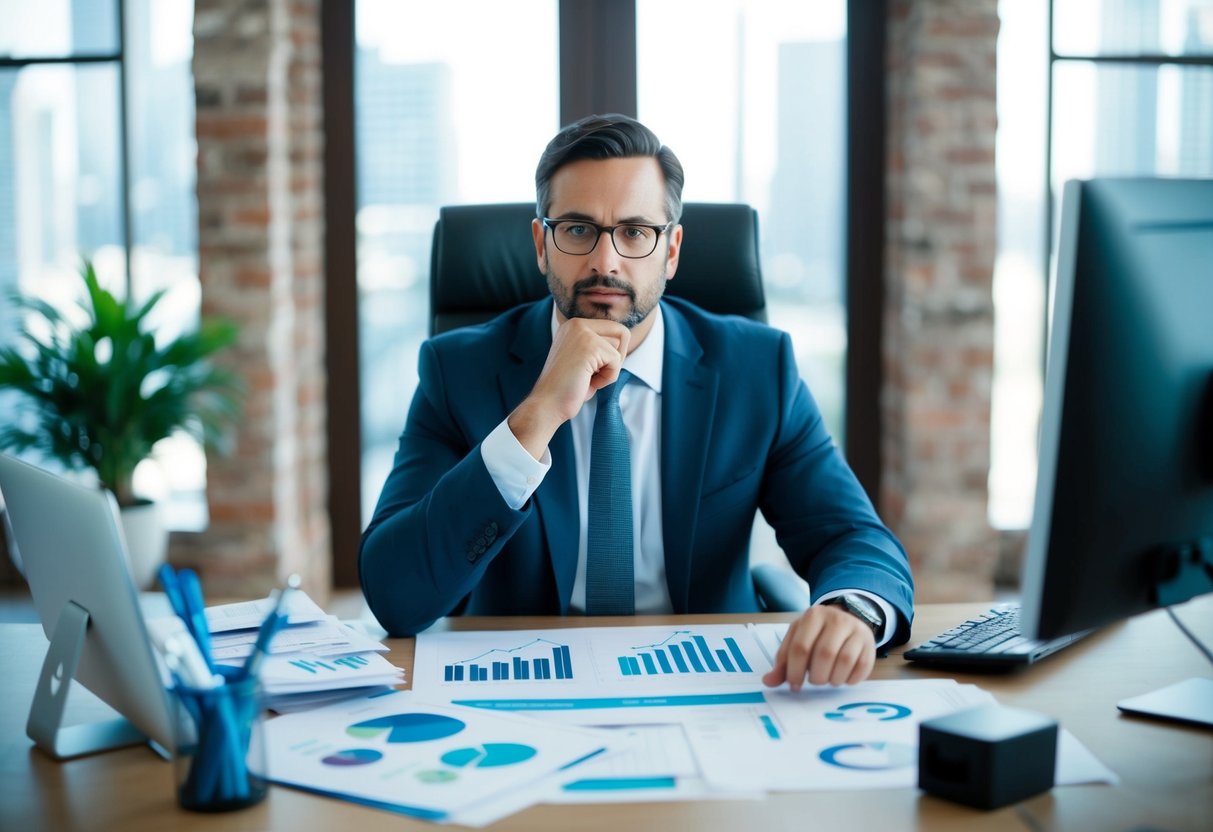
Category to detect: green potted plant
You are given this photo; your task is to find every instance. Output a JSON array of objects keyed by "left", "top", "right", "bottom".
[{"left": 0, "top": 259, "right": 241, "bottom": 588}]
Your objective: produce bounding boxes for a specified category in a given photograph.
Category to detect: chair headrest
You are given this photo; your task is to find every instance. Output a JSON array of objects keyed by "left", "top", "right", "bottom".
[{"left": 430, "top": 202, "right": 766, "bottom": 336}]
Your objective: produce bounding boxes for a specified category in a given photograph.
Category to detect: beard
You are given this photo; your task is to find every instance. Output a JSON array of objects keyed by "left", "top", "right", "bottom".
[{"left": 545, "top": 267, "right": 666, "bottom": 330}]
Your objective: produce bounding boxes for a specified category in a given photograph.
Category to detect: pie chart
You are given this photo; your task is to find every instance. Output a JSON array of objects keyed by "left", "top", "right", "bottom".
[
  {"left": 322, "top": 748, "right": 383, "bottom": 767},
  {"left": 346, "top": 712, "right": 466, "bottom": 743},
  {"left": 818, "top": 741, "right": 916, "bottom": 770},
  {"left": 440, "top": 742, "right": 537, "bottom": 768},
  {"left": 824, "top": 702, "right": 912, "bottom": 722}
]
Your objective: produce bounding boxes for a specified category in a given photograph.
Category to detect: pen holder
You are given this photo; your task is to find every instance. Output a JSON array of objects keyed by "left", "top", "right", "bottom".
[{"left": 172, "top": 669, "right": 268, "bottom": 812}]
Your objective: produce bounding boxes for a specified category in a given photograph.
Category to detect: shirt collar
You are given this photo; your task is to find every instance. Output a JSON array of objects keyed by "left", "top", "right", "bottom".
[{"left": 548, "top": 302, "right": 665, "bottom": 394}]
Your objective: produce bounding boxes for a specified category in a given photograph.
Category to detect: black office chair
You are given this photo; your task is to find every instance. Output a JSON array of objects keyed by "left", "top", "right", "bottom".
[
  {"left": 429, "top": 202, "right": 767, "bottom": 336},
  {"left": 427, "top": 202, "right": 808, "bottom": 612}
]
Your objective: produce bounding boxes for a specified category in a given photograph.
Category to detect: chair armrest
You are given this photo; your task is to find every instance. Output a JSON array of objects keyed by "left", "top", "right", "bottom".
[{"left": 751, "top": 563, "right": 809, "bottom": 612}]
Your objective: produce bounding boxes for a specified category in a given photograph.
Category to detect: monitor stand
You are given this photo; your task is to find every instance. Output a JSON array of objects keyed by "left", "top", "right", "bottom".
[
  {"left": 1117, "top": 677, "right": 1213, "bottom": 729},
  {"left": 1119, "top": 544, "right": 1213, "bottom": 726},
  {"left": 27, "top": 600, "right": 149, "bottom": 760}
]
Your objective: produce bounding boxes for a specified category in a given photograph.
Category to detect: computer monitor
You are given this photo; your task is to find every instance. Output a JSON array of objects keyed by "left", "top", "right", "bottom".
[
  {"left": 1020, "top": 178, "right": 1213, "bottom": 646},
  {"left": 0, "top": 454, "right": 174, "bottom": 759}
]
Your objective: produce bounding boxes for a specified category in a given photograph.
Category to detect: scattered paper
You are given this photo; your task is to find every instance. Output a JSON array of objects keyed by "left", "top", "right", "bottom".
[
  {"left": 259, "top": 689, "right": 613, "bottom": 826},
  {"left": 204, "top": 592, "right": 328, "bottom": 633}
]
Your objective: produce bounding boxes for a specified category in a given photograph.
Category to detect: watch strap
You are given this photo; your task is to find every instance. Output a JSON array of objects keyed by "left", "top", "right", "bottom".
[{"left": 822, "top": 593, "right": 885, "bottom": 638}]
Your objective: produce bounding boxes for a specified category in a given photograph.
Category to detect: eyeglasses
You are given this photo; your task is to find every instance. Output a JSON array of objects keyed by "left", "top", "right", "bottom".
[{"left": 542, "top": 217, "right": 673, "bottom": 259}]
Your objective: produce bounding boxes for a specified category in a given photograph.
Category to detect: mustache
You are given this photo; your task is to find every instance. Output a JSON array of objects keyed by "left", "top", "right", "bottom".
[{"left": 573, "top": 276, "right": 635, "bottom": 300}]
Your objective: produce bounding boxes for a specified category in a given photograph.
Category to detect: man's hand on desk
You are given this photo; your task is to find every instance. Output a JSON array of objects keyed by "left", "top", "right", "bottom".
[{"left": 761, "top": 605, "right": 876, "bottom": 689}]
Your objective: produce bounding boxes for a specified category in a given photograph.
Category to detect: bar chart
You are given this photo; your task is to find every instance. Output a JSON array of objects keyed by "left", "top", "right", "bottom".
[
  {"left": 617, "top": 630, "right": 754, "bottom": 677},
  {"left": 289, "top": 653, "right": 370, "bottom": 674},
  {"left": 443, "top": 638, "right": 574, "bottom": 683}
]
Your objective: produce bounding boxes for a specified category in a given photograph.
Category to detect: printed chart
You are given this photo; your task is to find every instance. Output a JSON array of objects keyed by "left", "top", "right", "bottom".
[
  {"left": 289, "top": 654, "right": 371, "bottom": 674},
  {"left": 817, "top": 741, "right": 916, "bottom": 771},
  {"left": 443, "top": 638, "right": 574, "bottom": 682},
  {"left": 618, "top": 630, "right": 754, "bottom": 677},
  {"left": 413, "top": 625, "right": 770, "bottom": 701},
  {"left": 824, "top": 702, "right": 913, "bottom": 723},
  {"left": 346, "top": 712, "right": 467, "bottom": 743},
  {"left": 441, "top": 743, "right": 538, "bottom": 768},
  {"left": 261, "top": 690, "right": 611, "bottom": 825},
  {"left": 322, "top": 748, "right": 382, "bottom": 767},
  {"left": 684, "top": 680, "right": 1002, "bottom": 792}
]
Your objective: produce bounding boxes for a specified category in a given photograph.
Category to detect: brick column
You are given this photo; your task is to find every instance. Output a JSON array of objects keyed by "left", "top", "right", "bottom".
[
  {"left": 182, "top": 0, "right": 330, "bottom": 601},
  {"left": 883, "top": 1, "right": 1000, "bottom": 600}
]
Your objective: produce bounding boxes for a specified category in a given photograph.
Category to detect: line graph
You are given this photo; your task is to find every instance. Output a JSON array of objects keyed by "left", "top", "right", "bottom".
[
  {"left": 443, "top": 637, "right": 574, "bottom": 683},
  {"left": 618, "top": 630, "right": 754, "bottom": 677}
]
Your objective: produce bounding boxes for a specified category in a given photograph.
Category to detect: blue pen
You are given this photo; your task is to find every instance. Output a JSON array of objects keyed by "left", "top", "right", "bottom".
[
  {"left": 178, "top": 568, "right": 217, "bottom": 673},
  {"left": 159, "top": 563, "right": 187, "bottom": 621},
  {"left": 238, "top": 574, "right": 300, "bottom": 682}
]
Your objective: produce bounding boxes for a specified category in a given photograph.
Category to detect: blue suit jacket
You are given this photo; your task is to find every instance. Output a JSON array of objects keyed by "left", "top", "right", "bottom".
[{"left": 360, "top": 298, "right": 914, "bottom": 637}]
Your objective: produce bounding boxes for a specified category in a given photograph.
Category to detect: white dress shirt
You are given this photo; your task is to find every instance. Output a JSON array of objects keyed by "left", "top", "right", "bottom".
[{"left": 480, "top": 302, "right": 895, "bottom": 643}]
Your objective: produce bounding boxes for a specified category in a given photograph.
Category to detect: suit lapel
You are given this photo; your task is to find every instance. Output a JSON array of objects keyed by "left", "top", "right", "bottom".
[
  {"left": 660, "top": 304, "right": 717, "bottom": 612},
  {"left": 501, "top": 301, "right": 579, "bottom": 613}
]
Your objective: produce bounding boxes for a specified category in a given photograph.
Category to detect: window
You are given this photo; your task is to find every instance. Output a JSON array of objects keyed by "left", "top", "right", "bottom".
[
  {"left": 0, "top": 0, "right": 204, "bottom": 529},
  {"left": 637, "top": 0, "right": 849, "bottom": 440},
  {"left": 354, "top": 0, "right": 560, "bottom": 525},
  {"left": 354, "top": 2, "right": 850, "bottom": 533},
  {"left": 990, "top": 0, "right": 1213, "bottom": 529}
]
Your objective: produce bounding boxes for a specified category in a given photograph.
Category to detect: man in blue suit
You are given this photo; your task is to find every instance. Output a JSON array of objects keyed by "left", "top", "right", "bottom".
[{"left": 361, "top": 115, "right": 913, "bottom": 688}]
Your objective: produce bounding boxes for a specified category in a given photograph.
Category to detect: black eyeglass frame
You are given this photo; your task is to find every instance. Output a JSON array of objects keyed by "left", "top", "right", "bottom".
[{"left": 541, "top": 217, "right": 674, "bottom": 259}]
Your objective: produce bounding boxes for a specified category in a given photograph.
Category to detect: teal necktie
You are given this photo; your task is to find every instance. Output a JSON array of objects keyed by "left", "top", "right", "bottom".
[{"left": 585, "top": 371, "right": 634, "bottom": 615}]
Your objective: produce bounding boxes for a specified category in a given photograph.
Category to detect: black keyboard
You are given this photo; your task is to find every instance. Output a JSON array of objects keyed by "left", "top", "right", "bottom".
[{"left": 903, "top": 604, "right": 1093, "bottom": 668}]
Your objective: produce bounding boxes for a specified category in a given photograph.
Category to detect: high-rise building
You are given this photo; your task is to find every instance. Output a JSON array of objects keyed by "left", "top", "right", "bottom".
[
  {"left": 0, "top": 74, "right": 17, "bottom": 302},
  {"left": 125, "top": 0, "right": 196, "bottom": 257},
  {"left": 1095, "top": 0, "right": 1161, "bottom": 174},
  {"left": 356, "top": 48, "right": 456, "bottom": 209},
  {"left": 1178, "top": 6, "right": 1213, "bottom": 176},
  {"left": 767, "top": 39, "right": 845, "bottom": 303},
  {"left": 72, "top": 0, "right": 123, "bottom": 255}
]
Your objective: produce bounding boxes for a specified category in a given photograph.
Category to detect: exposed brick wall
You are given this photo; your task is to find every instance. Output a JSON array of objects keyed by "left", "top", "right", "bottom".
[
  {"left": 178, "top": 0, "right": 330, "bottom": 603},
  {"left": 883, "top": 0, "right": 1000, "bottom": 601}
]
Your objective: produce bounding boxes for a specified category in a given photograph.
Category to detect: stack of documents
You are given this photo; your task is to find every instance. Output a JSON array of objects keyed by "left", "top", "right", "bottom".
[
  {"left": 203, "top": 591, "right": 405, "bottom": 711},
  {"left": 249, "top": 621, "right": 1117, "bottom": 824},
  {"left": 410, "top": 624, "right": 1118, "bottom": 803}
]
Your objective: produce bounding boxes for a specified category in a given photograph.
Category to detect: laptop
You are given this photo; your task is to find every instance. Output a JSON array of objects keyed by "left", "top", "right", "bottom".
[{"left": 0, "top": 454, "right": 174, "bottom": 759}]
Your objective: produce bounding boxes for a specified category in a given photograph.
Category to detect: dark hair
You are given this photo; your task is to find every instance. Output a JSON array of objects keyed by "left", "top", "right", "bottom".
[{"left": 535, "top": 114, "right": 685, "bottom": 224}]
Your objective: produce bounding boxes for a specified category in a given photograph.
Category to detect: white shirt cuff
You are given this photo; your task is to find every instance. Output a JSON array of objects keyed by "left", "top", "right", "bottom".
[
  {"left": 481, "top": 418, "right": 551, "bottom": 510},
  {"left": 815, "top": 589, "right": 898, "bottom": 649}
]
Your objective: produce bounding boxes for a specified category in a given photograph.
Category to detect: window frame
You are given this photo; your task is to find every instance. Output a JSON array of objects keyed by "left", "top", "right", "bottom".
[
  {"left": 0, "top": 0, "right": 135, "bottom": 296},
  {"left": 323, "top": 0, "right": 883, "bottom": 585},
  {"left": 1042, "top": 0, "right": 1213, "bottom": 312}
]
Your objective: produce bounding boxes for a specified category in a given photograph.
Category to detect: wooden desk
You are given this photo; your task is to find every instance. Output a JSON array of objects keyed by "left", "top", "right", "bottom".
[{"left": 2, "top": 600, "right": 1210, "bottom": 831}]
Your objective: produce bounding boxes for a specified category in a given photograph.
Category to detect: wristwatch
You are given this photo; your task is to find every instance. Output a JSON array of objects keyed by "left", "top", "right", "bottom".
[{"left": 822, "top": 594, "right": 885, "bottom": 640}]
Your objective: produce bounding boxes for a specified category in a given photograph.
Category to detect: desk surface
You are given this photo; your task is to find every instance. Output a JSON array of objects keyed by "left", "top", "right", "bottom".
[{"left": 3, "top": 599, "right": 1211, "bottom": 831}]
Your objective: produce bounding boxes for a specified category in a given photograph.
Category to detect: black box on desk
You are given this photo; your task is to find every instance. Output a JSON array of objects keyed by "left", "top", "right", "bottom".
[{"left": 918, "top": 704, "right": 1057, "bottom": 810}]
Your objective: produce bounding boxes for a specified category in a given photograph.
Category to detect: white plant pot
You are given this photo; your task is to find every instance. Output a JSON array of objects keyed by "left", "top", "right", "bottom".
[{"left": 119, "top": 501, "right": 169, "bottom": 590}]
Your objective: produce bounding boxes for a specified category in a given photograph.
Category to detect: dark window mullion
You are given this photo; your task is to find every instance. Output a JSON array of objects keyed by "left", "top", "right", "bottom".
[
  {"left": 559, "top": 0, "right": 637, "bottom": 123},
  {"left": 117, "top": 0, "right": 133, "bottom": 296},
  {"left": 0, "top": 54, "right": 123, "bottom": 68},
  {"left": 322, "top": 0, "right": 361, "bottom": 588},
  {"left": 844, "top": 0, "right": 885, "bottom": 504},
  {"left": 1052, "top": 52, "right": 1213, "bottom": 66}
]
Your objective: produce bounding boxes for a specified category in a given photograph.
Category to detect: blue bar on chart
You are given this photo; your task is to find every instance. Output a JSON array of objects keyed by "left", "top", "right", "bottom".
[
  {"left": 290, "top": 655, "right": 372, "bottom": 674},
  {"left": 760, "top": 715, "right": 781, "bottom": 739},
  {"left": 443, "top": 641, "right": 573, "bottom": 683},
  {"left": 290, "top": 658, "right": 337, "bottom": 674},
  {"left": 619, "top": 633, "right": 755, "bottom": 676}
]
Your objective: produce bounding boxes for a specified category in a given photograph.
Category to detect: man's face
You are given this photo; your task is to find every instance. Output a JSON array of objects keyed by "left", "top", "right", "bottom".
[{"left": 532, "top": 157, "right": 682, "bottom": 339}]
